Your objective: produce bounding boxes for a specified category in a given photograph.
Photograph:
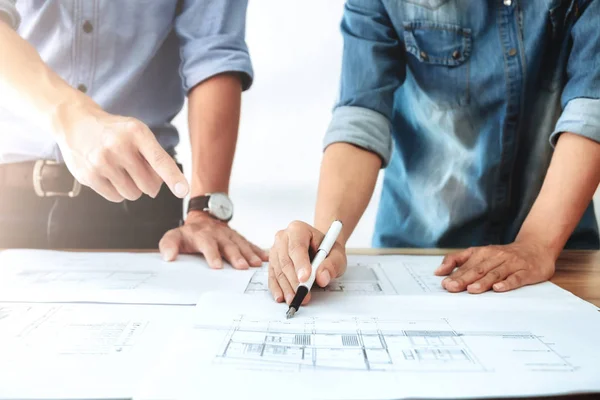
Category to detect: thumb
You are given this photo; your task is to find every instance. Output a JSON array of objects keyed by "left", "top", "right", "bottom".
[
  {"left": 159, "top": 229, "right": 183, "bottom": 262},
  {"left": 315, "top": 256, "right": 344, "bottom": 288}
]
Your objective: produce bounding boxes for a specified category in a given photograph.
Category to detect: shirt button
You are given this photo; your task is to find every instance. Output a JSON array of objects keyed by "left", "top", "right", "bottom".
[
  {"left": 82, "top": 21, "right": 93, "bottom": 34},
  {"left": 508, "top": 48, "right": 517, "bottom": 57},
  {"left": 420, "top": 51, "right": 429, "bottom": 61},
  {"left": 452, "top": 50, "right": 461, "bottom": 60},
  {"left": 77, "top": 84, "right": 88, "bottom": 93},
  {"left": 504, "top": 0, "right": 512, "bottom": 5}
]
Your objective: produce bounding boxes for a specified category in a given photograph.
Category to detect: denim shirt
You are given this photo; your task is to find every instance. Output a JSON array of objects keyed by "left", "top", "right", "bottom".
[
  {"left": 324, "top": 0, "right": 600, "bottom": 249},
  {"left": 0, "top": 0, "right": 252, "bottom": 163}
]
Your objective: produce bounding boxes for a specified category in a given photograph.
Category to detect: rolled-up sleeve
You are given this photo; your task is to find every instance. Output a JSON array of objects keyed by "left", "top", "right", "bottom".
[
  {"left": 323, "top": 0, "right": 404, "bottom": 167},
  {"left": 174, "top": 0, "right": 253, "bottom": 93},
  {"left": 550, "top": 0, "right": 600, "bottom": 146},
  {"left": 0, "top": 0, "right": 20, "bottom": 29}
]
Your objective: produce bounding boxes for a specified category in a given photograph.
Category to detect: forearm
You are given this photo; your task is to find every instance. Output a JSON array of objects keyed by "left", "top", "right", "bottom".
[
  {"left": 0, "top": 21, "right": 95, "bottom": 134},
  {"left": 315, "top": 143, "right": 381, "bottom": 244},
  {"left": 187, "top": 73, "right": 242, "bottom": 197},
  {"left": 517, "top": 133, "right": 600, "bottom": 259}
]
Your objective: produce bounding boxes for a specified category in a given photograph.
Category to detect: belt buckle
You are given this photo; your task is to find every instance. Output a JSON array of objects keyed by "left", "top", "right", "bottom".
[{"left": 33, "top": 160, "right": 82, "bottom": 198}]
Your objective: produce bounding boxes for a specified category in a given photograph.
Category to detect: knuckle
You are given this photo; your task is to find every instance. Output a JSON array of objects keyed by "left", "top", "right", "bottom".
[
  {"left": 511, "top": 274, "right": 523, "bottom": 286},
  {"left": 275, "top": 269, "right": 287, "bottom": 281},
  {"left": 103, "top": 133, "right": 129, "bottom": 152},
  {"left": 275, "top": 230, "right": 287, "bottom": 242},
  {"left": 125, "top": 118, "right": 146, "bottom": 134},
  {"left": 223, "top": 243, "right": 238, "bottom": 254},
  {"left": 151, "top": 147, "right": 170, "bottom": 166},
  {"left": 280, "top": 257, "right": 294, "bottom": 271},
  {"left": 287, "top": 220, "right": 304, "bottom": 230},
  {"left": 489, "top": 269, "right": 502, "bottom": 280},
  {"left": 474, "top": 266, "right": 486, "bottom": 276},
  {"left": 89, "top": 149, "right": 110, "bottom": 168},
  {"left": 288, "top": 242, "right": 307, "bottom": 257}
]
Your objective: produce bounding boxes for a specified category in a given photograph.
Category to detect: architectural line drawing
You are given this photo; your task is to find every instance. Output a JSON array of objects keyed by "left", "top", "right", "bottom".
[
  {"left": 206, "top": 316, "right": 576, "bottom": 373},
  {"left": 15, "top": 270, "right": 156, "bottom": 291},
  {"left": 402, "top": 263, "right": 446, "bottom": 293},
  {"left": 244, "top": 263, "right": 398, "bottom": 295}
]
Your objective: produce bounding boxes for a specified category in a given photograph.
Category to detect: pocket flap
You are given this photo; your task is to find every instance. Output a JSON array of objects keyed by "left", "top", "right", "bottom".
[{"left": 403, "top": 21, "right": 472, "bottom": 66}]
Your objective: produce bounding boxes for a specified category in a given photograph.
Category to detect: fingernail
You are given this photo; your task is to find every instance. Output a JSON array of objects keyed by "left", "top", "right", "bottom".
[
  {"left": 275, "top": 294, "right": 283, "bottom": 303},
  {"left": 162, "top": 250, "right": 174, "bottom": 262},
  {"left": 322, "top": 270, "right": 331, "bottom": 285},
  {"left": 469, "top": 283, "right": 481, "bottom": 291},
  {"left": 212, "top": 261, "right": 223, "bottom": 269},
  {"left": 285, "top": 294, "right": 293, "bottom": 304},
  {"left": 297, "top": 268, "right": 307, "bottom": 280},
  {"left": 493, "top": 283, "right": 505, "bottom": 291},
  {"left": 174, "top": 182, "right": 189, "bottom": 198},
  {"left": 251, "top": 256, "right": 262, "bottom": 265},
  {"left": 435, "top": 263, "right": 445, "bottom": 273},
  {"left": 448, "top": 280, "right": 459, "bottom": 290},
  {"left": 237, "top": 259, "right": 249, "bottom": 269}
]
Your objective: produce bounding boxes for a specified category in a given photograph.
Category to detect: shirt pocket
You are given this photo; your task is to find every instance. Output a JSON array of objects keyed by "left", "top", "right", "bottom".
[{"left": 403, "top": 20, "right": 472, "bottom": 109}]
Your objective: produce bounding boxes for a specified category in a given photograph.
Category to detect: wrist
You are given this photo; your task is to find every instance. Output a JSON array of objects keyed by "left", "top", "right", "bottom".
[
  {"left": 186, "top": 209, "right": 225, "bottom": 224},
  {"left": 515, "top": 227, "right": 563, "bottom": 261},
  {"left": 49, "top": 95, "right": 100, "bottom": 141}
]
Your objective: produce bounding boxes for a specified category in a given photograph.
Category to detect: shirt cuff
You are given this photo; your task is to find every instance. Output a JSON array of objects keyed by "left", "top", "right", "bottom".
[
  {"left": 323, "top": 106, "right": 393, "bottom": 167},
  {"left": 0, "top": 0, "right": 20, "bottom": 30},
  {"left": 550, "top": 98, "right": 600, "bottom": 146},
  {"left": 179, "top": 34, "right": 253, "bottom": 93}
]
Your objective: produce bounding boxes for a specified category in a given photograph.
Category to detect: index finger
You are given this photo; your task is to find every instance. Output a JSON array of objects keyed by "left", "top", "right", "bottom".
[
  {"left": 435, "top": 248, "right": 475, "bottom": 276},
  {"left": 136, "top": 127, "right": 189, "bottom": 198},
  {"left": 287, "top": 226, "right": 313, "bottom": 283}
]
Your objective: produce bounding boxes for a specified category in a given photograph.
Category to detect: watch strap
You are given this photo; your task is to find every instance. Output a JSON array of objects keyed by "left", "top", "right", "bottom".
[{"left": 188, "top": 195, "right": 211, "bottom": 213}]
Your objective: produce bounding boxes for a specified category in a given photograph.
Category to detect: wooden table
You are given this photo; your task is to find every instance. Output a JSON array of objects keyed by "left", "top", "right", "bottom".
[{"left": 348, "top": 249, "right": 600, "bottom": 308}]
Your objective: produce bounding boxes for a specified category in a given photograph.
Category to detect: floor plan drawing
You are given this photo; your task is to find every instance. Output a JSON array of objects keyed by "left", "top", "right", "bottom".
[
  {"left": 15, "top": 270, "right": 157, "bottom": 291},
  {"left": 244, "top": 263, "right": 398, "bottom": 295},
  {"left": 401, "top": 262, "right": 447, "bottom": 293},
  {"left": 210, "top": 316, "right": 575, "bottom": 373}
]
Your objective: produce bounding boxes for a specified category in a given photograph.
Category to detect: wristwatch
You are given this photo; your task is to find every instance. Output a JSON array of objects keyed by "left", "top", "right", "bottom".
[{"left": 187, "top": 193, "right": 234, "bottom": 222}]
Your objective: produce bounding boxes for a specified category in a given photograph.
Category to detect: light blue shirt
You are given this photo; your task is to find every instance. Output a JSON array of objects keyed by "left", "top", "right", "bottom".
[
  {"left": 0, "top": 0, "right": 253, "bottom": 164},
  {"left": 324, "top": 0, "right": 600, "bottom": 249}
]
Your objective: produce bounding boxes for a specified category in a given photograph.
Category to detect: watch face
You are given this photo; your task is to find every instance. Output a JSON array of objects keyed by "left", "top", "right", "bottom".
[{"left": 208, "top": 193, "right": 234, "bottom": 221}]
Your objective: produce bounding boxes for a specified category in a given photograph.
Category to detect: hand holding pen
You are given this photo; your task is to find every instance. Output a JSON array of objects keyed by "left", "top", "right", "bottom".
[
  {"left": 286, "top": 220, "right": 343, "bottom": 318},
  {"left": 268, "top": 220, "right": 347, "bottom": 313}
]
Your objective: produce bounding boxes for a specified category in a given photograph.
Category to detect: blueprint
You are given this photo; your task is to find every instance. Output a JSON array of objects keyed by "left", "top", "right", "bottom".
[
  {"left": 0, "top": 250, "right": 255, "bottom": 305},
  {"left": 0, "top": 302, "right": 191, "bottom": 399},
  {"left": 245, "top": 254, "right": 587, "bottom": 304},
  {"left": 137, "top": 293, "right": 600, "bottom": 400},
  {"left": 245, "top": 261, "right": 398, "bottom": 295}
]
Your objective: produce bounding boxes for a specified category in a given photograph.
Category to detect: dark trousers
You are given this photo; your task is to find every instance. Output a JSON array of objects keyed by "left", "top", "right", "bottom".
[{"left": 0, "top": 184, "right": 182, "bottom": 249}]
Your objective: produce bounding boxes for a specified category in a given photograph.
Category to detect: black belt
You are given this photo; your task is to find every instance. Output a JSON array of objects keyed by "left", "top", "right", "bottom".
[{"left": 0, "top": 160, "right": 82, "bottom": 198}]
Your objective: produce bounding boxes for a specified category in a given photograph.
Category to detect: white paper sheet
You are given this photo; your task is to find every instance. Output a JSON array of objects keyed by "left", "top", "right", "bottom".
[
  {"left": 245, "top": 254, "right": 590, "bottom": 305},
  {"left": 0, "top": 250, "right": 256, "bottom": 305},
  {"left": 0, "top": 302, "right": 193, "bottom": 399},
  {"left": 137, "top": 293, "right": 600, "bottom": 400},
  {"left": 244, "top": 259, "right": 398, "bottom": 295}
]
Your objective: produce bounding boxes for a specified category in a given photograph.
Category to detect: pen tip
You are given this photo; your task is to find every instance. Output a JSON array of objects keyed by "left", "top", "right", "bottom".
[{"left": 286, "top": 307, "right": 296, "bottom": 319}]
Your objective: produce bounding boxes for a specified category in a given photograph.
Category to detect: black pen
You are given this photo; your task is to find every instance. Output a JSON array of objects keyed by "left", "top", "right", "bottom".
[{"left": 286, "top": 220, "right": 343, "bottom": 319}]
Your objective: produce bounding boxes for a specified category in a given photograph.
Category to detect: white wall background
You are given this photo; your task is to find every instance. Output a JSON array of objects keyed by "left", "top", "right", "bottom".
[
  {"left": 174, "top": 0, "right": 384, "bottom": 249},
  {"left": 173, "top": 0, "right": 599, "bottom": 249}
]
